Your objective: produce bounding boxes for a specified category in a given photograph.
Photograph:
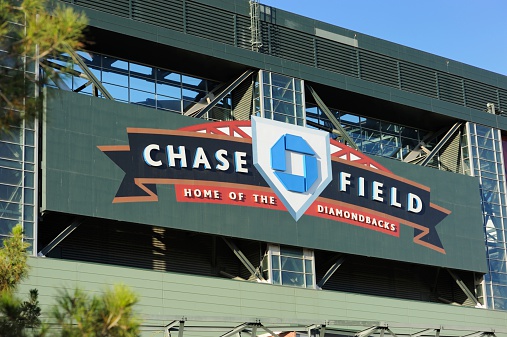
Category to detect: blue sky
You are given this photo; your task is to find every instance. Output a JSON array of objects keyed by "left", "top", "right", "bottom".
[{"left": 259, "top": 0, "right": 507, "bottom": 76}]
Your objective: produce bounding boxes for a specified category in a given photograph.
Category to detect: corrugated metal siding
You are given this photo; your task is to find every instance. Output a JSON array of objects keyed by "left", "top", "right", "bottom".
[
  {"left": 465, "top": 80, "right": 499, "bottom": 112},
  {"left": 318, "top": 256, "right": 435, "bottom": 301},
  {"left": 236, "top": 15, "right": 252, "bottom": 50},
  {"left": 232, "top": 78, "right": 253, "bottom": 120},
  {"left": 264, "top": 25, "right": 314, "bottom": 66},
  {"left": 359, "top": 50, "right": 399, "bottom": 88},
  {"left": 500, "top": 89, "right": 507, "bottom": 112},
  {"left": 46, "top": 220, "right": 237, "bottom": 277},
  {"left": 316, "top": 255, "right": 474, "bottom": 305},
  {"left": 400, "top": 63, "right": 437, "bottom": 98},
  {"left": 132, "top": 0, "right": 184, "bottom": 32},
  {"left": 186, "top": 1, "right": 235, "bottom": 46},
  {"left": 438, "top": 129, "right": 463, "bottom": 173},
  {"left": 315, "top": 38, "right": 358, "bottom": 78},
  {"left": 73, "top": 0, "right": 130, "bottom": 17},
  {"left": 437, "top": 73, "right": 464, "bottom": 106}
]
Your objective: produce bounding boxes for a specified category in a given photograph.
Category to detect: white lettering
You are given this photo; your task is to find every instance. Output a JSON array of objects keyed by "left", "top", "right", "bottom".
[
  {"left": 358, "top": 177, "right": 365, "bottom": 197},
  {"left": 340, "top": 172, "right": 351, "bottom": 192},
  {"left": 167, "top": 145, "right": 187, "bottom": 168},
  {"left": 192, "top": 147, "right": 211, "bottom": 169},
  {"left": 215, "top": 149, "right": 229, "bottom": 171},
  {"left": 408, "top": 193, "right": 423, "bottom": 213},
  {"left": 372, "top": 181, "right": 384, "bottom": 202},
  {"left": 390, "top": 187, "right": 402, "bottom": 208},
  {"left": 234, "top": 152, "right": 248, "bottom": 173},
  {"left": 143, "top": 144, "right": 162, "bottom": 167}
]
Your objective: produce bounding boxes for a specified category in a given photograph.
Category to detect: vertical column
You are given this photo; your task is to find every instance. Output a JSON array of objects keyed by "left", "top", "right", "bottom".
[{"left": 466, "top": 122, "right": 507, "bottom": 309}]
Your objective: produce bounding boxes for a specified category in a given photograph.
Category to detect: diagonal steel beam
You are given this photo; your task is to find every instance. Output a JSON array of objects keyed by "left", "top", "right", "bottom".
[
  {"left": 317, "top": 255, "right": 347, "bottom": 288},
  {"left": 260, "top": 325, "right": 281, "bottom": 337},
  {"left": 192, "top": 69, "right": 256, "bottom": 119},
  {"left": 420, "top": 122, "right": 462, "bottom": 167},
  {"left": 220, "top": 323, "right": 249, "bottom": 337},
  {"left": 446, "top": 269, "right": 480, "bottom": 306},
  {"left": 222, "top": 237, "right": 265, "bottom": 282},
  {"left": 64, "top": 46, "right": 114, "bottom": 100},
  {"left": 356, "top": 326, "right": 379, "bottom": 337},
  {"left": 165, "top": 321, "right": 179, "bottom": 337},
  {"left": 38, "top": 217, "right": 85, "bottom": 257},
  {"left": 411, "top": 329, "right": 433, "bottom": 337},
  {"left": 306, "top": 85, "right": 359, "bottom": 150}
]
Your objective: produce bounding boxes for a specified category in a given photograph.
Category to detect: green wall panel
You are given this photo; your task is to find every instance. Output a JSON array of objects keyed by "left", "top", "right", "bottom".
[
  {"left": 43, "top": 90, "right": 486, "bottom": 272},
  {"left": 19, "top": 258, "right": 507, "bottom": 337}
]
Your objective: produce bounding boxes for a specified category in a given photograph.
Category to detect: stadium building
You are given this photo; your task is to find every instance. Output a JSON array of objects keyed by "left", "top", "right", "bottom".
[{"left": 3, "top": 0, "right": 507, "bottom": 335}]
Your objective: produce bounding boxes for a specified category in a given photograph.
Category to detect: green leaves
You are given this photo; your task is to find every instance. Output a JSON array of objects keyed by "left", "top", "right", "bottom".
[
  {"left": 51, "top": 285, "right": 141, "bottom": 337},
  {"left": 0, "top": 224, "right": 30, "bottom": 293},
  {"left": 0, "top": 225, "right": 41, "bottom": 337},
  {"left": 0, "top": 0, "right": 87, "bottom": 131}
]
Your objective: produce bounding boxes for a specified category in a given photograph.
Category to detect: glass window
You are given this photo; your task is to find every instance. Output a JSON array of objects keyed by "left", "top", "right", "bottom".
[
  {"left": 264, "top": 244, "right": 314, "bottom": 289},
  {"left": 102, "top": 57, "right": 128, "bottom": 73},
  {"left": 271, "top": 73, "right": 293, "bottom": 90},
  {"left": 273, "top": 100, "right": 295, "bottom": 117},
  {"left": 156, "top": 82, "right": 181, "bottom": 99},
  {"left": 271, "top": 87, "right": 294, "bottom": 103},
  {"left": 130, "top": 76, "right": 155, "bottom": 92},
  {"left": 0, "top": 218, "right": 19, "bottom": 236},
  {"left": 157, "top": 69, "right": 181, "bottom": 82},
  {"left": 102, "top": 70, "right": 128, "bottom": 86},
  {"left": 0, "top": 168, "right": 22, "bottom": 186},
  {"left": 130, "top": 63, "right": 152, "bottom": 76},
  {"left": 0, "top": 184, "right": 21, "bottom": 203},
  {"left": 182, "top": 88, "right": 205, "bottom": 102},
  {"left": 0, "top": 142, "right": 22, "bottom": 161},
  {"left": 130, "top": 89, "right": 155, "bottom": 106},
  {"left": 1, "top": 127, "right": 22, "bottom": 144},
  {"left": 182, "top": 75, "right": 203, "bottom": 87},
  {"left": 103, "top": 83, "right": 128, "bottom": 102},
  {"left": 0, "top": 158, "right": 22, "bottom": 170},
  {"left": 24, "top": 146, "right": 34, "bottom": 163},
  {"left": 0, "top": 201, "right": 22, "bottom": 220},
  {"left": 156, "top": 95, "right": 181, "bottom": 113}
]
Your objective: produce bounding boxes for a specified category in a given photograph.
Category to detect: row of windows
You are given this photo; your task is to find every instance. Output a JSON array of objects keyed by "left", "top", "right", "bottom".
[
  {"left": 306, "top": 105, "right": 433, "bottom": 161},
  {"left": 46, "top": 52, "right": 232, "bottom": 120}
]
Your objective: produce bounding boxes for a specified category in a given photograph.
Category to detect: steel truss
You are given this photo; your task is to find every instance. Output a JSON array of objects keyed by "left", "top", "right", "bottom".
[{"left": 142, "top": 317, "right": 502, "bottom": 337}]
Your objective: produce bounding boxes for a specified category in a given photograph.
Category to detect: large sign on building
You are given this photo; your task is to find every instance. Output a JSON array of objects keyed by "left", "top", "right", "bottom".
[{"left": 42, "top": 90, "right": 487, "bottom": 272}]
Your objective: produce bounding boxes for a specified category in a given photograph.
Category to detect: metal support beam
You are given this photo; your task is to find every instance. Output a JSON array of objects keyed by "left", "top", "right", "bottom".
[
  {"left": 356, "top": 326, "right": 379, "bottom": 337},
  {"left": 420, "top": 122, "right": 462, "bottom": 166},
  {"left": 317, "top": 255, "right": 347, "bottom": 288},
  {"left": 165, "top": 321, "right": 180, "bottom": 337},
  {"left": 305, "top": 85, "right": 359, "bottom": 150},
  {"left": 260, "top": 325, "right": 281, "bottom": 337},
  {"left": 221, "top": 323, "right": 249, "bottom": 337},
  {"left": 251, "top": 324, "right": 258, "bottom": 337},
  {"left": 178, "top": 320, "right": 185, "bottom": 337},
  {"left": 411, "top": 328, "right": 433, "bottom": 337},
  {"left": 320, "top": 325, "right": 327, "bottom": 337},
  {"left": 222, "top": 237, "right": 265, "bottom": 282},
  {"left": 64, "top": 46, "right": 114, "bottom": 100},
  {"left": 37, "top": 217, "right": 84, "bottom": 257},
  {"left": 446, "top": 269, "right": 480, "bottom": 306},
  {"left": 307, "top": 324, "right": 326, "bottom": 337},
  {"left": 191, "top": 69, "right": 256, "bottom": 119}
]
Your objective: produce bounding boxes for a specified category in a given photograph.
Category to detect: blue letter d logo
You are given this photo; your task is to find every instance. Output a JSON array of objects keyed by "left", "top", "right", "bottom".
[{"left": 270, "top": 134, "right": 318, "bottom": 193}]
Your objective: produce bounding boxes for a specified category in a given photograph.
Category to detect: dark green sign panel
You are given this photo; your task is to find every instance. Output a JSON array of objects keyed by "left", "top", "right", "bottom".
[{"left": 42, "top": 90, "right": 487, "bottom": 272}]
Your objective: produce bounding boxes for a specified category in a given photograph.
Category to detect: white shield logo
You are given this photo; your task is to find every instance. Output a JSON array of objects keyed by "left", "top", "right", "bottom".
[{"left": 251, "top": 116, "right": 332, "bottom": 221}]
